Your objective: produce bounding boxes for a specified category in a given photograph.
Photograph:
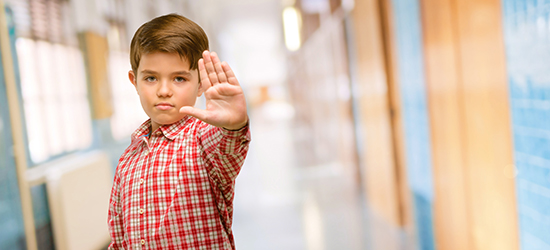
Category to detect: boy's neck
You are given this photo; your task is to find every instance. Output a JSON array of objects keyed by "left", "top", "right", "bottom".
[
  {"left": 148, "top": 124, "right": 157, "bottom": 143},
  {"left": 151, "top": 123, "right": 160, "bottom": 134}
]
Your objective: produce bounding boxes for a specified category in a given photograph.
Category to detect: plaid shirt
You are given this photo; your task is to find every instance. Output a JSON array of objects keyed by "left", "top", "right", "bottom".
[{"left": 108, "top": 116, "right": 250, "bottom": 249}]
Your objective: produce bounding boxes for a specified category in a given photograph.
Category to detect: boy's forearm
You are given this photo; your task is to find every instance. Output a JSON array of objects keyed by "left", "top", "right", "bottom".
[{"left": 207, "top": 125, "right": 251, "bottom": 186}]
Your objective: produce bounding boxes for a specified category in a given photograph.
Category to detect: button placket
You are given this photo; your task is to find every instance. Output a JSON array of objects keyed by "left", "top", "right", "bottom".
[{"left": 138, "top": 141, "right": 149, "bottom": 248}]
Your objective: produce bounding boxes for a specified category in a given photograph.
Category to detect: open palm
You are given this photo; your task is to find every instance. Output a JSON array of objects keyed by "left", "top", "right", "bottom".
[{"left": 179, "top": 51, "right": 248, "bottom": 130}]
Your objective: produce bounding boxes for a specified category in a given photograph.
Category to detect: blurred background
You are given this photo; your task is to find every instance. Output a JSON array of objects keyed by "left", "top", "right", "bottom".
[{"left": 0, "top": 0, "right": 548, "bottom": 249}]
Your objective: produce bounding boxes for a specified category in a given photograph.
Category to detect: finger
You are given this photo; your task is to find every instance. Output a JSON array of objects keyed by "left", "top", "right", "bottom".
[
  {"left": 221, "top": 62, "right": 240, "bottom": 86},
  {"left": 179, "top": 106, "right": 209, "bottom": 122},
  {"left": 210, "top": 52, "right": 228, "bottom": 83},
  {"left": 198, "top": 58, "right": 212, "bottom": 89},
  {"left": 203, "top": 50, "right": 219, "bottom": 85}
]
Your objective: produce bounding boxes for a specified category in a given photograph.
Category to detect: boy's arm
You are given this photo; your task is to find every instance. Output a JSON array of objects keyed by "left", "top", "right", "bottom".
[
  {"left": 199, "top": 121, "right": 251, "bottom": 186},
  {"left": 179, "top": 50, "right": 248, "bottom": 130},
  {"left": 107, "top": 172, "right": 125, "bottom": 249},
  {"left": 180, "top": 50, "right": 250, "bottom": 186}
]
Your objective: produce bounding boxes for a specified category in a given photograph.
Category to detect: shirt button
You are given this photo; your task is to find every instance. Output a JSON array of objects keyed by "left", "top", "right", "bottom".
[
  {"left": 155, "top": 131, "right": 161, "bottom": 135},
  {"left": 141, "top": 239, "right": 145, "bottom": 245},
  {"left": 140, "top": 179, "right": 144, "bottom": 184},
  {"left": 139, "top": 208, "right": 144, "bottom": 214}
]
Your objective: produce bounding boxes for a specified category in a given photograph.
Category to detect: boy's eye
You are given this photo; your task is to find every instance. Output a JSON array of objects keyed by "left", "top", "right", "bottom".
[
  {"left": 174, "top": 77, "right": 186, "bottom": 83},
  {"left": 145, "top": 76, "right": 156, "bottom": 82}
]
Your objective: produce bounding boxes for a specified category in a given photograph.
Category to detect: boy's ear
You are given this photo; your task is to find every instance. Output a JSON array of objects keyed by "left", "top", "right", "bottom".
[
  {"left": 196, "top": 69, "right": 204, "bottom": 97},
  {"left": 197, "top": 81, "right": 204, "bottom": 97},
  {"left": 128, "top": 70, "right": 138, "bottom": 89}
]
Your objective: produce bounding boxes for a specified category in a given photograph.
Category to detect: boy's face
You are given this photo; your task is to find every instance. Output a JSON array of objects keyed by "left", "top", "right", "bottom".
[{"left": 129, "top": 51, "right": 203, "bottom": 132}]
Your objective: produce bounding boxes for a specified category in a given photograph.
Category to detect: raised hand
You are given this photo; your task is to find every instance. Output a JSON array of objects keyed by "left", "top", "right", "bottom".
[{"left": 179, "top": 50, "right": 248, "bottom": 130}]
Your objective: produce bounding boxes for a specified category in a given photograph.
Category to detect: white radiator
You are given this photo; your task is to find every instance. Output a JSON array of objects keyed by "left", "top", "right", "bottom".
[{"left": 36, "top": 150, "right": 112, "bottom": 250}]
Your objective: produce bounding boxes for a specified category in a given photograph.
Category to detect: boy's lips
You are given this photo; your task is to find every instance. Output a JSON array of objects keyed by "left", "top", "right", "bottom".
[{"left": 155, "top": 102, "right": 174, "bottom": 111}]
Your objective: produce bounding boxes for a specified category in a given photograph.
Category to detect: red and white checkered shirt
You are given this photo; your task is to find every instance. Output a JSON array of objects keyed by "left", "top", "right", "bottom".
[{"left": 108, "top": 116, "right": 250, "bottom": 249}]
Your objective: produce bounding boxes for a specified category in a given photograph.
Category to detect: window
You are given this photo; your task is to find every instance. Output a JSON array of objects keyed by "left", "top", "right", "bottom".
[
  {"left": 16, "top": 38, "right": 92, "bottom": 163},
  {"left": 107, "top": 21, "right": 147, "bottom": 140},
  {"left": 108, "top": 49, "right": 147, "bottom": 140},
  {"left": 8, "top": 0, "right": 92, "bottom": 164}
]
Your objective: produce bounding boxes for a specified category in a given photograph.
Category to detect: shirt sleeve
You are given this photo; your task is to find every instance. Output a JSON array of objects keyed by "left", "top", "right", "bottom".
[
  {"left": 199, "top": 121, "right": 251, "bottom": 188},
  {"left": 107, "top": 171, "right": 126, "bottom": 250}
]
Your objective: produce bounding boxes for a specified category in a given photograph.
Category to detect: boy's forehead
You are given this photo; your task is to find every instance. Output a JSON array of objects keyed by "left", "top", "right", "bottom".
[{"left": 138, "top": 51, "right": 195, "bottom": 71}]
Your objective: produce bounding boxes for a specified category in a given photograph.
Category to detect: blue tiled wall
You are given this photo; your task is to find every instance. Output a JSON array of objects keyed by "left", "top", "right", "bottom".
[
  {"left": 391, "top": 0, "right": 435, "bottom": 249},
  {"left": 502, "top": 0, "right": 550, "bottom": 249}
]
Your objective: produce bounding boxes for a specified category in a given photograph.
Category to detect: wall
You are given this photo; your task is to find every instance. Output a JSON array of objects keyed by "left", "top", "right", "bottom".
[
  {"left": 0, "top": 8, "right": 26, "bottom": 249},
  {"left": 359, "top": 0, "right": 521, "bottom": 249},
  {"left": 421, "top": 0, "right": 470, "bottom": 249},
  {"left": 422, "top": 0, "right": 519, "bottom": 249},
  {"left": 0, "top": 0, "right": 193, "bottom": 248},
  {"left": 502, "top": 0, "right": 550, "bottom": 249},
  {"left": 350, "top": 0, "right": 404, "bottom": 229},
  {"left": 390, "top": 0, "right": 436, "bottom": 249}
]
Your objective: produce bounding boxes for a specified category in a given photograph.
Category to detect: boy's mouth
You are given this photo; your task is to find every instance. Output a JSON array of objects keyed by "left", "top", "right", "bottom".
[{"left": 155, "top": 102, "right": 174, "bottom": 111}]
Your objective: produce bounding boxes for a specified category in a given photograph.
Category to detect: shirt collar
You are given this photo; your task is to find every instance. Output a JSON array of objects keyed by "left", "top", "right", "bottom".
[
  {"left": 131, "top": 116, "right": 191, "bottom": 142},
  {"left": 158, "top": 116, "right": 191, "bottom": 140},
  {"left": 131, "top": 119, "right": 152, "bottom": 142}
]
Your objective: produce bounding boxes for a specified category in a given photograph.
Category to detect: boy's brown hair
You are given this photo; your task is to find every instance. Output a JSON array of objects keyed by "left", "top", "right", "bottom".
[{"left": 130, "top": 13, "right": 209, "bottom": 74}]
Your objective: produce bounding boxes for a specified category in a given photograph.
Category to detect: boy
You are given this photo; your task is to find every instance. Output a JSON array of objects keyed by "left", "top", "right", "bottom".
[{"left": 108, "top": 13, "right": 250, "bottom": 250}]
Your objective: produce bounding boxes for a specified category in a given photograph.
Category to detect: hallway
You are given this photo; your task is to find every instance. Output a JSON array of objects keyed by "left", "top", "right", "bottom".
[
  {"left": 232, "top": 102, "right": 368, "bottom": 249},
  {"left": 231, "top": 101, "right": 414, "bottom": 250},
  {"left": 1, "top": 0, "right": 546, "bottom": 249}
]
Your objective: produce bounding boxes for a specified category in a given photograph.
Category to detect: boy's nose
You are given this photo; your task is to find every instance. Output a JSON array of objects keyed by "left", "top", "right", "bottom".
[{"left": 157, "top": 81, "right": 173, "bottom": 97}]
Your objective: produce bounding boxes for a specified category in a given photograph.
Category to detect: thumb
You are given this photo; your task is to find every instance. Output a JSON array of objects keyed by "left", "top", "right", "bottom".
[{"left": 179, "top": 106, "right": 208, "bottom": 121}]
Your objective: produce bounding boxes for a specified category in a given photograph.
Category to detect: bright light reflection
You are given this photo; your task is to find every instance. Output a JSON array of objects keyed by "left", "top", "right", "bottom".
[
  {"left": 283, "top": 7, "right": 301, "bottom": 51},
  {"left": 303, "top": 193, "right": 325, "bottom": 250}
]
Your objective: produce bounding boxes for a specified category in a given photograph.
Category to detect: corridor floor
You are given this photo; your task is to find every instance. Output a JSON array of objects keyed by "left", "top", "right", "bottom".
[{"left": 231, "top": 103, "right": 415, "bottom": 250}]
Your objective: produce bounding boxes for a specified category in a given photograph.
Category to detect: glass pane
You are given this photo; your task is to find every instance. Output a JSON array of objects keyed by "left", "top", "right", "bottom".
[
  {"left": 16, "top": 37, "right": 93, "bottom": 164},
  {"left": 12, "top": 0, "right": 93, "bottom": 165},
  {"left": 109, "top": 50, "right": 147, "bottom": 140}
]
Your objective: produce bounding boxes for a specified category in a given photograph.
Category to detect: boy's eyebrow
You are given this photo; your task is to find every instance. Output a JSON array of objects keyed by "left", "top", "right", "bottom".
[
  {"left": 140, "top": 70, "right": 193, "bottom": 76},
  {"left": 140, "top": 70, "right": 157, "bottom": 75},
  {"left": 172, "top": 71, "right": 193, "bottom": 76}
]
